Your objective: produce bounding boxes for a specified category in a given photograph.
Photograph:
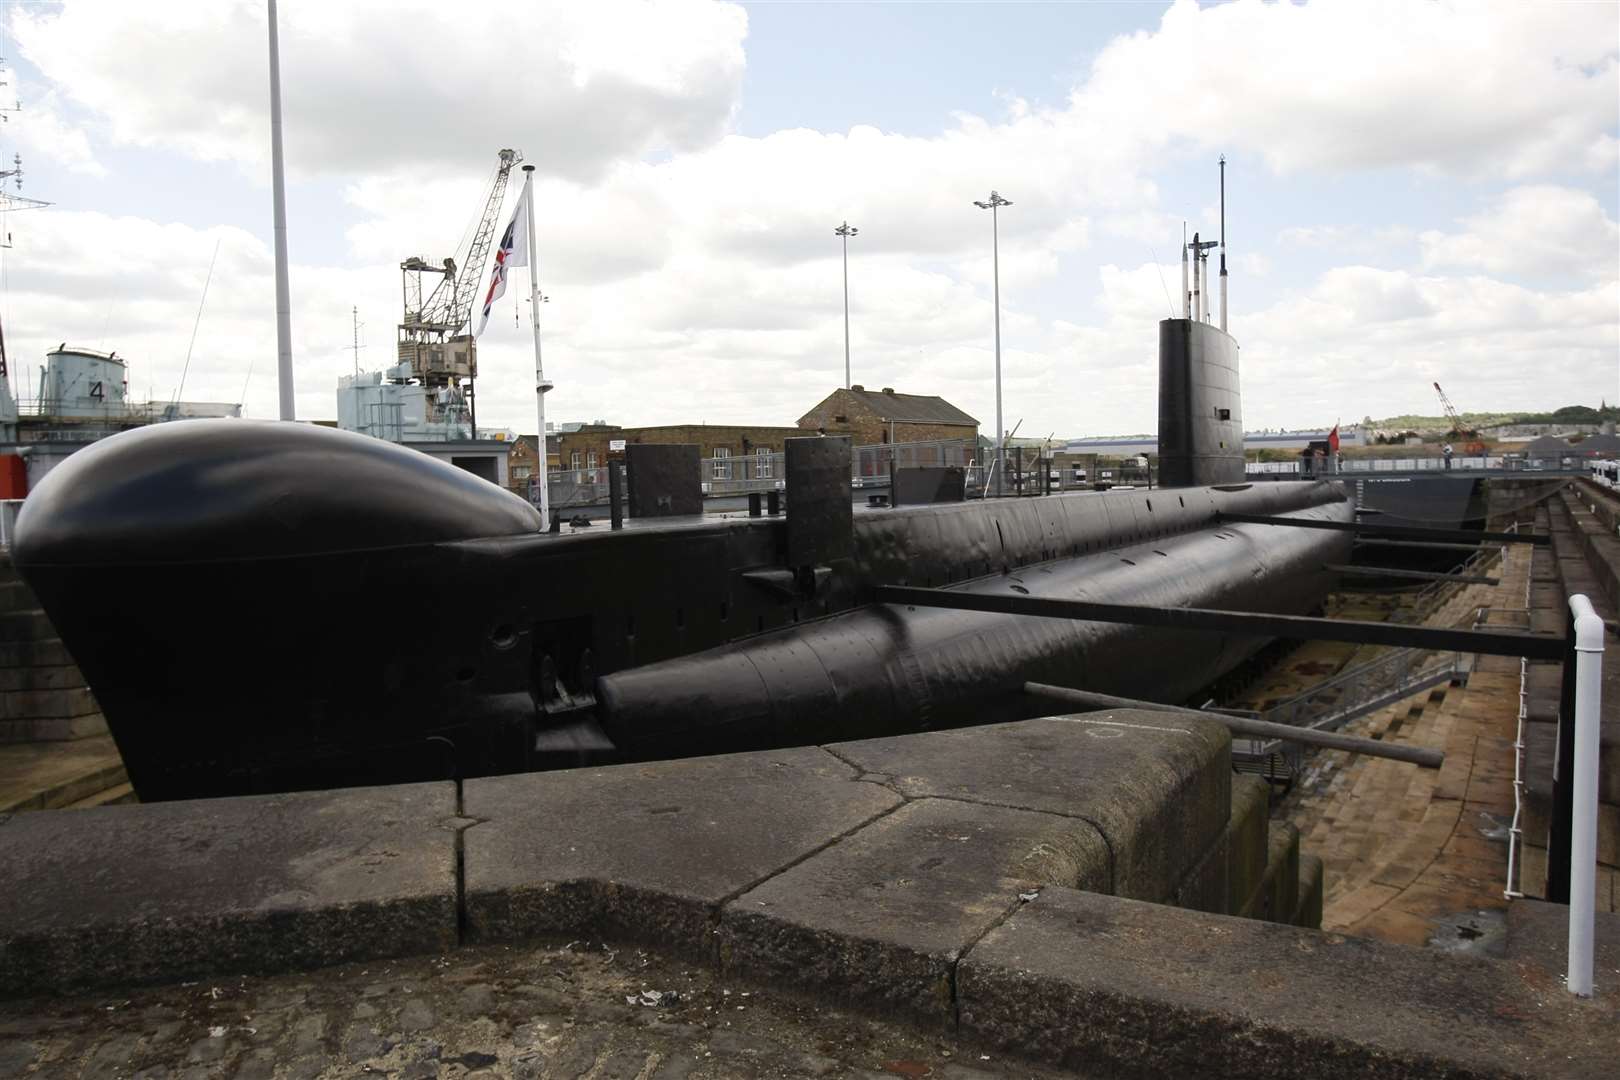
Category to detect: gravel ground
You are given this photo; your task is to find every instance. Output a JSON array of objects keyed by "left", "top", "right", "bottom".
[{"left": 0, "top": 941, "right": 1085, "bottom": 1079}]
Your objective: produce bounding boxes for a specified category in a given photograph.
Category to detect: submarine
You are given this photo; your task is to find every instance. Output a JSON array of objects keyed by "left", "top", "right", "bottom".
[
  {"left": 11, "top": 317, "right": 1353, "bottom": 801},
  {"left": 12, "top": 179, "right": 1359, "bottom": 801}
]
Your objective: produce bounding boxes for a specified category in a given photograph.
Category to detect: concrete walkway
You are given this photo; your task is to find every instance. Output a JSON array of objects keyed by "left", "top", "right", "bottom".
[{"left": 0, "top": 940, "right": 1087, "bottom": 1080}]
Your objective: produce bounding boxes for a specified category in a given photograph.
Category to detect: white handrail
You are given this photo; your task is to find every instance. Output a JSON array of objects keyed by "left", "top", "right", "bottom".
[{"left": 1567, "top": 593, "right": 1604, "bottom": 997}]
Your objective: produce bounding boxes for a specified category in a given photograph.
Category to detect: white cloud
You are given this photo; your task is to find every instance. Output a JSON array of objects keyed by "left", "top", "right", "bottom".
[
  {"left": 1238, "top": 268, "right": 1620, "bottom": 427},
  {"left": 1278, "top": 224, "right": 1417, "bottom": 258},
  {"left": 1419, "top": 185, "right": 1620, "bottom": 281},
  {"left": 13, "top": 0, "right": 748, "bottom": 182},
  {"left": 6, "top": 80, "right": 104, "bottom": 178},
  {"left": 1079, "top": 0, "right": 1619, "bottom": 178}
]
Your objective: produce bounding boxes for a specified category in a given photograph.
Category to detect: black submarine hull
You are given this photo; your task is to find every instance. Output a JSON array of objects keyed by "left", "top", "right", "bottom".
[{"left": 14, "top": 420, "right": 1352, "bottom": 801}]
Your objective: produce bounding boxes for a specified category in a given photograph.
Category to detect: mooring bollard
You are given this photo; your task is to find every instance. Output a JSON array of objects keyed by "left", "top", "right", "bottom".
[{"left": 1568, "top": 593, "right": 1604, "bottom": 997}]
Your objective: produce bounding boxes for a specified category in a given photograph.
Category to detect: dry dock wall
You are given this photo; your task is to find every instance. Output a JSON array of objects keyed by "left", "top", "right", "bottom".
[
  {"left": 0, "top": 554, "right": 105, "bottom": 743},
  {"left": 3, "top": 712, "right": 1607, "bottom": 1077}
]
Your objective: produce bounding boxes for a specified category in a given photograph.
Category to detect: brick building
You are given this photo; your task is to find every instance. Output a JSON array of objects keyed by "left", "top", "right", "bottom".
[
  {"left": 797, "top": 385, "right": 978, "bottom": 446},
  {"left": 553, "top": 423, "right": 806, "bottom": 483}
]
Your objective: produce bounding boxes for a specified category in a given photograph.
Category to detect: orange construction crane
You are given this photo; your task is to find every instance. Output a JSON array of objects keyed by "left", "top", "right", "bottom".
[{"left": 1432, "top": 382, "right": 1486, "bottom": 454}]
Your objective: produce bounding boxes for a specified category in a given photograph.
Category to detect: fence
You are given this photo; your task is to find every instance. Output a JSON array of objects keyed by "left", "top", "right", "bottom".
[
  {"left": 537, "top": 438, "right": 983, "bottom": 508},
  {"left": 532, "top": 437, "right": 1164, "bottom": 509}
]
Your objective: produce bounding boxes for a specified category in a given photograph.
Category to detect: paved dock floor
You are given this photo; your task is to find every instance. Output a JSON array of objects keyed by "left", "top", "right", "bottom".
[{"left": 0, "top": 940, "right": 1085, "bottom": 1080}]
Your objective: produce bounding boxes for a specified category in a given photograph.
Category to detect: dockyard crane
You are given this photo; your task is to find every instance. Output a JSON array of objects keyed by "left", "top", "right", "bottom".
[
  {"left": 397, "top": 149, "right": 522, "bottom": 430},
  {"left": 1432, "top": 381, "right": 1486, "bottom": 454}
]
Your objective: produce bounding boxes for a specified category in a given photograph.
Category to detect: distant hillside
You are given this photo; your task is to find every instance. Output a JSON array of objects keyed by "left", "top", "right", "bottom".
[{"left": 1366, "top": 403, "right": 1618, "bottom": 431}]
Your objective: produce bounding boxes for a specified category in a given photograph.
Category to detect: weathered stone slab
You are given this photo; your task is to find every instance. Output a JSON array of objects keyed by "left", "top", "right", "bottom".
[
  {"left": 959, "top": 886, "right": 1613, "bottom": 1079},
  {"left": 462, "top": 746, "right": 900, "bottom": 957},
  {"left": 1294, "top": 853, "right": 1324, "bottom": 929},
  {"left": 1226, "top": 773, "right": 1270, "bottom": 915},
  {"left": 1241, "top": 820, "right": 1299, "bottom": 924},
  {"left": 0, "top": 640, "right": 76, "bottom": 668},
  {"left": 829, "top": 711, "right": 1230, "bottom": 899},
  {"left": 0, "top": 713, "right": 106, "bottom": 743},
  {"left": 1172, "top": 830, "right": 1228, "bottom": 915},
  {"left": 0, "top": 686, "right": 100, "bottom": 720},
  {"left": 0, "top": 782, "right": 457, "bottom": 995},
  {"left": 1507, "top": 897, "right": 1620, "bottom": 994},
  {"left": 720, "top": 797, "right": 1109, "bottom": 1023}
]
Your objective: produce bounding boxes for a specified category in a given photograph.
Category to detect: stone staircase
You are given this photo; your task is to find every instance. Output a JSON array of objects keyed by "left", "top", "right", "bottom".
[
  {"left": 1271, "top": 547, "right": 1544, "bottom": 945},
  {"left": 0, "top": 552, "right": 133, "bottom": 811}
]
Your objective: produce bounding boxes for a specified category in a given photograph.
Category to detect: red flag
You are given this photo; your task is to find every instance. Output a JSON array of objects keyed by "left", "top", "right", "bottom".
[{"left": 1327, "top": 424, "right": 1341, "bottom": 453}]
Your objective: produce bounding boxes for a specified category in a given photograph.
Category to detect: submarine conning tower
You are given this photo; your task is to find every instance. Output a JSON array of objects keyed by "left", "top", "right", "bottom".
[
  {"left": 1160, "top": 156, "right": 1241, "bottom": 488},
  {"left": 1157, "top": 317, "right": 1242, "bottom": 488}
]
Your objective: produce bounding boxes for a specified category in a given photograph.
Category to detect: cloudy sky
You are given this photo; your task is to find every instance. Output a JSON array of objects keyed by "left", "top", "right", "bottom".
[{"left": 0, "top": 0, "right": 1615, "bottom": 438}]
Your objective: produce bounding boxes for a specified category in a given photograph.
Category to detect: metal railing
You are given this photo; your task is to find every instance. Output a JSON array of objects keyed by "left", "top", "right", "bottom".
[
  {"left": 524, "top": 437, "right": 1165, "bottom": 509},
  {"left": 1388, "top": 543, "right": 1506, "bottom": 627},
  {"left": 1249, "top": 455, "right": 1601, "bottom": 477},
  {"left": 12, "top": 397, "right": 241, "bottom": 425}
]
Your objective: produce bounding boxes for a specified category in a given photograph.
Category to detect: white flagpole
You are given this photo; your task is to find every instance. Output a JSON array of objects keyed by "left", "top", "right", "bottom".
[
  {"left": 267, "top": 0, "right": 295, "bottom": 420},
  {"left": 522, "top": 165, "right": 552, "bottom": 524}
]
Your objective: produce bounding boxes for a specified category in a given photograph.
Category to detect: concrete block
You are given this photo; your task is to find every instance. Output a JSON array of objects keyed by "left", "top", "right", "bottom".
[
  {"left": 1294, "top": 853, "right": 1324, "bottom": 929},
  {"left": 1507, "top": 897, "right": 1620, "bottom": 995},
  {"left": 1523, "top": 790, "right": 1620, "bottom": 868},
  {"left": 1226, "top": 774, "right": 1270, "bottom": 915},
  {"left": 720, "top": 797, "right": 1109, "bottom": 1024},
  {"left": 1523, "top": 661, "right": 1560, "bottom": 723},
  {"left": 0, "top": 639, "right": 76, "bottom": 668},
  {"left": 958, "top": 887, "right": 1597, "bottom": 1079},
  {"left": 462, "top": 746, "right": 900, "bottom": 958},
  {"left": 829, "top": 711, "right": 1231, "bottom": 900},
  {"left": 1241, "top": 821, "right": 1299, "bottom": 924},
  {"left": 0, "top": 580, "right": 38, "bottom": 613},
  {"left": 0, "top": 686, "right": 100, "bottom": 720},
  {"left": 1172, "top": 829, "right": 1228, "bottom": 915},
  {"left": 0, "top": 782, "right": 458, "bottom": 995},
  {"left": 0, "top": 610, "right": 55, "bottom": 643},
  {"left": 1524, "top": 719, "right": 1620, "bottom": 811},
  {"left": 0, "top": 664, "right": 87, "bottom": 692},
  {"left": 0, "top": 713, "right": 106, "bottom": 743}
]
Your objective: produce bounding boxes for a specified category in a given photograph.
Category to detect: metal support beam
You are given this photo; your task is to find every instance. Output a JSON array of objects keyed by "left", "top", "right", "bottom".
[
  {"left": 1218, "top": 512, "right": 1546, "bottom": 546},
  {"left": 1023, "top": 683, "right": 1443, "bottom": 769},
  {"left": 1325, "top": 564, "right": 1500, "bottom": 586},
  {"left": 1354, "top": 538, "right": 1500, "bottom": 553},
  {"left": 874, "top": 585, "right": 1565, "bottom": 660}
]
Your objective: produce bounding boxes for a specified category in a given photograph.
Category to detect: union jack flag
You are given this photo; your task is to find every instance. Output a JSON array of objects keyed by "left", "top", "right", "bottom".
[{"left": 475, "top": 197, "right": 527, "bottom": 337}]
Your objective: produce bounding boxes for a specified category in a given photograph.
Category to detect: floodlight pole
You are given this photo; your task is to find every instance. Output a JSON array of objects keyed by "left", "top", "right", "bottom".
[
  {"left": 975, "top": 191, "right": 1011, "bottom": 495},
  {"left": 835, "top": 222, "right": 858, "bottom": 389},
  {"left": 267, "top": 0, "right": 294, "bottom": 420}
]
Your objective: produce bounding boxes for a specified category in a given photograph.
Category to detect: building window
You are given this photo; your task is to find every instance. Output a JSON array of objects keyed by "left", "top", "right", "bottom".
[
  {"left": 570, "top": 451, "right": 581, "bottom": 473},
  {"left": 833, "top": 414, "right": 848, "bottom": 424},
  {"left": 756, "top": 447, "right": 771, "bottom": 479},
  {"left": 712, "top": 447, "right": 731, "bottom": 480},
  {"left": 586, "top": 450, "right": 599, "bottom": 483},
  {"left": 514, "top": 466, "right": 531, "bottom": 480}
]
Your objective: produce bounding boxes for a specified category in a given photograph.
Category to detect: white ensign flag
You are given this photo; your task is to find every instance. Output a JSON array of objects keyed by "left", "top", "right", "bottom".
[{"left": 475, "top": 198, "right": 527, "bottom": 337}]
